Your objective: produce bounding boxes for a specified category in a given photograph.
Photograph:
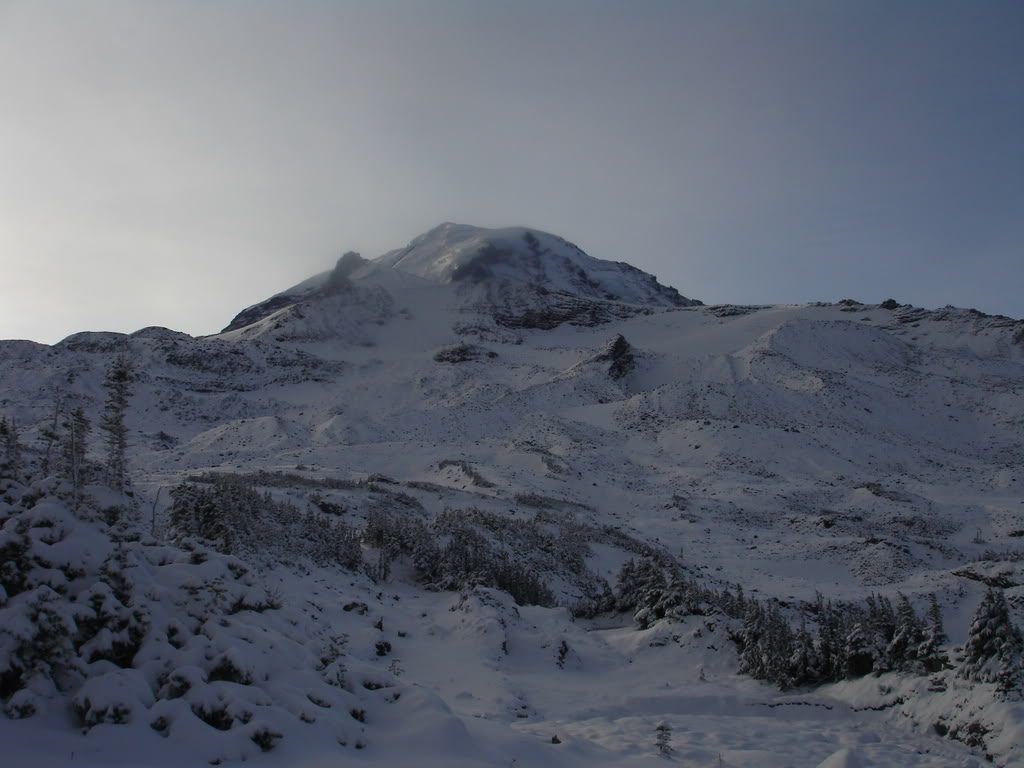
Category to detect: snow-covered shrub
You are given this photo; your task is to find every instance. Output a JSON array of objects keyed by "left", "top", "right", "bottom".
[
  {"left": 0, "top": 585, "right": 80, "bottom": 699},
  {"left": 249, "top": 722, "right": 283, "bottom": 751},
  {"left": 208, "top": 649, "right": 254, "bottom": 686},
  {"left": 0, "top": 475, "right": 412, "bottom": 762},
  {"left": 73, "top": 668, "right": 154, "bottom": 726},
  {"left": 167, "top": 477, "right": 362, "bottom": 569},
  {"left": 3, "top": 687, "right": 39, "bottom": 719},
  {"left": 418, "top": 510, "right": 557, "bottom": 606},
  {"left": 317, "top": 633, "right": 349, "bottom": 689}
]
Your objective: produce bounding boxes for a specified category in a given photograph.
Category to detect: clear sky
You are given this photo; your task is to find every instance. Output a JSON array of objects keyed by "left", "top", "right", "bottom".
[{"left": 1, "top": 0, "right": 1022, "bottom": 344}]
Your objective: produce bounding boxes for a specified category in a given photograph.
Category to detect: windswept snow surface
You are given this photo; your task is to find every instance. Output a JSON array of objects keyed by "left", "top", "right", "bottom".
[{"left": 1, "top": 226, "right": 1023, "bottom": 767}]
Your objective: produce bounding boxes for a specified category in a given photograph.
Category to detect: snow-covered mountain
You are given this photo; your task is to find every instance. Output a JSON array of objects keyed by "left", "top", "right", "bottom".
[
  {"left": 2, "top": 224, "right": 1023, "bottom": 767},
  {"left": 222, "top": 223, "right": 699, "bottom": 338},
  {"left": 375, "top": 223, "right": 696, "bottom": 305}
]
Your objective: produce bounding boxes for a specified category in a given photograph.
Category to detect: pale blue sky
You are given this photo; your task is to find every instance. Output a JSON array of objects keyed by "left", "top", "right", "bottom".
[{"left": 1, "top": 0, "right": 1021, "bottom": 343}]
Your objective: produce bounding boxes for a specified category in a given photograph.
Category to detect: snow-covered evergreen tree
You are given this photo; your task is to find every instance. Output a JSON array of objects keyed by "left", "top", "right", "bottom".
[
  {"left": 737, "top": 601, "right": 766, "bottom": 680},
  {"left": 60, "top": 408, "right": 92, "bottom": 506},
  {"left": 762, "top": 604, "right": 795, "bottom": 688},
  {"left": 863, "top": 594, "right": 894, "bottom": 674},
  {"left": 885, "top": 593, "right": 923, "bottom": 673},
  {"left": 39, "top": 392, "right": 63, "bottom": 477},
  {"left": 789, "top": 615, "right": 819, "bottom": 687},
  {"left": 616, "top": 557, "right": 667, "bottom": 628},
  {"left": 958, "top": 588, "right": 1023, "bottom": 695},
  {"left": 99, "top": 357, "right": 133, "bottom": 495},
  {"left": 0, "top": 418, "right": 23, "bottom": 481},
  {"left": 813, "top": 594, "right": 841, "bottom": 683},
  {"left": 917, "top": 592, "right": 947, "bottom": 673},
  {"left": 843, "top": 616, "right": 875, "bottom": 680}
]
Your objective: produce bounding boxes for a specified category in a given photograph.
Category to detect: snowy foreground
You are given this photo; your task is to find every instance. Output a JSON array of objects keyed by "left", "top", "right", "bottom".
[
  {"left": 0, "top": 500, "right": 1006, "bottom": 768},
  {"left": 1, "top": 224, "right": 1022, "bottom": 766}
]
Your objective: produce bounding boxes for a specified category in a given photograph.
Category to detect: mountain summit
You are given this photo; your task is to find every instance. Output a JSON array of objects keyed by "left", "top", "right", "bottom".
[
  {"left": 221, "top": 224, "right": 699, "bottom": 335},
  {"left": 376, "top": 223, "right": 698, "bottom": 307}
]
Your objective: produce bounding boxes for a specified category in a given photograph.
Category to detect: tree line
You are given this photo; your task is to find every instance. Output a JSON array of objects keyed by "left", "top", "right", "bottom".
[{"left": 613, "top": 555, "right": 1023, "bottom": 696}]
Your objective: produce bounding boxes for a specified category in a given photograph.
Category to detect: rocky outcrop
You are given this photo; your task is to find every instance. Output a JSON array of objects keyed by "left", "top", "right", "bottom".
[{"left": 588, "top": 334, "right": 636, "bottom": 380}]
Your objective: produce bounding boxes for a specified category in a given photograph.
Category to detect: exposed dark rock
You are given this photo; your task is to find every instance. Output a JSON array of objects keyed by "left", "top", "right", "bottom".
[
  {"left": 590, "top": 334, "right": 635, "bottom": 380},
  {"left": 222, "top": 295, "right": 301, "bottom": 333},
  {"left": 493, "top": 294, "right": 651, "bottom": 330},
  {"left": 953, "top": 566, "right": 1021, "bottom": 589},
  {"left": 433, "top": 344, "right": 497, "bottom": 363},
  {"left": 325, "top": 251, "right": 366, "bottom": 294},
  {"left": 894, "top": 306, "right": 929, "bottom": 325},
  {"left": 707, "top": 305, "right": 761, "bottom": 318}
]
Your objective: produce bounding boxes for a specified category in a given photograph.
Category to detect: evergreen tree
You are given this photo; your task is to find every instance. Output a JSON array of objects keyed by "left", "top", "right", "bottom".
[
  {"left": 959, "top": 589, "right": 1024, "bottom": 694},
  {"left": 734, "top": 584, "right": 745, "bottom": 615},
  {"left": 917, "top": 592, "right": 947, "bottom": 673},
  {"left": 167, "top": 483, "right": 208, "bottom": 541},
  {"left": 737, "top": 601, "right": 767, "bottom": 679},
  {"left": 718, "top": 586, "right": 737, "bottom": 618},
  {"left": 614, "top": 559, "right": 639, "bottom": 612},
  {"left": 789, "top": 614, "right": 819, "bottom": 687},
  {"left": 40, "top": 391, "right": 63, "bottom": 477},
  {"left": 865, "top": 594, "right": 895, "bottom": 674},
  {"left": 168, "top": 482, "right": 237, "bottom": 550},
  {"left": 843, "top": 610, "right": 875, "bottom": 680},
  {"left": 813, "top": 595, "right": 846, "bottom": 683},
  {"left": 0, "top": 418, "right": 23, "bottom": 480},
  {"left": 621, "top": 558, "right": 667, "bottom": 628},
  {"left": 885, "top": 594, "right": 923, "bottom": 672},
  {"left": 761, "top": 604, "right": 795, "bottom": 688},
  {"left": 329, "top": 519, "right": 363, "bottom": 571},
  {"left": 100, "top": 357, "right": 133, "bottom": 494},
  {"left": 61, "top": 408, "right": 92, "bottom": 505}
]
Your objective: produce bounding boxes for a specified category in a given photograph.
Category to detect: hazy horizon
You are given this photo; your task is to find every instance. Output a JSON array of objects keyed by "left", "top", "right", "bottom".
[{"left": 2, "top": 0, "right": 1022, "bottom": 344}]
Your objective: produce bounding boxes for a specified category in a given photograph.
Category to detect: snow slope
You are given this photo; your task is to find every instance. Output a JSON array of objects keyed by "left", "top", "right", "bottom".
[{"left": 1, "top": 224, "right": 1023, "bottom": 766}]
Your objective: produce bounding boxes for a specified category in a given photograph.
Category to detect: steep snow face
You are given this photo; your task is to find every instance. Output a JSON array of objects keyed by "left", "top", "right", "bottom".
[{"left": 375, "top": 223, "right": 699, "bottom": 307}]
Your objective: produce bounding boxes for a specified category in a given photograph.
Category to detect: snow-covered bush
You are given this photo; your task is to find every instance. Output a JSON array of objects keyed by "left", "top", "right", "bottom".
[
  {"left": 0, "top": 476, "right": 404, "bottom": 762},
  {"left": 167, "top": 477, "right": 362, "bottom": 569}
]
